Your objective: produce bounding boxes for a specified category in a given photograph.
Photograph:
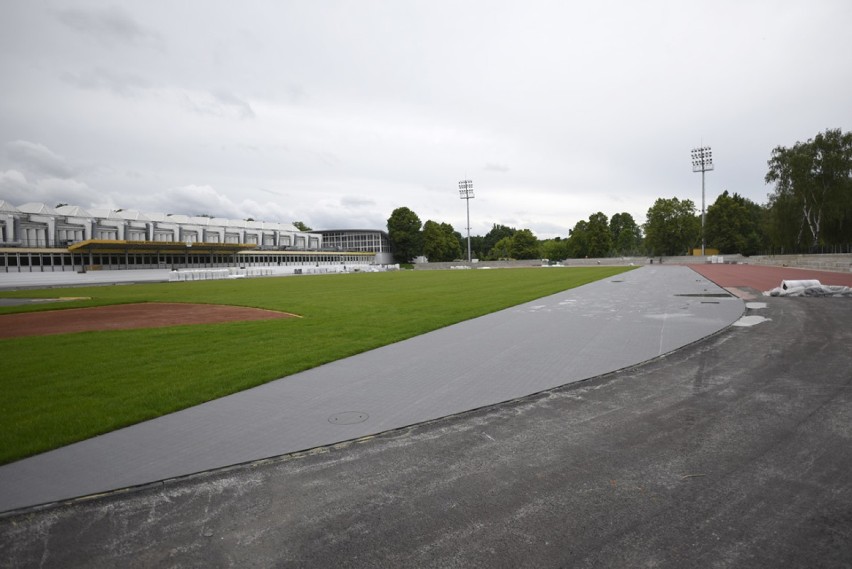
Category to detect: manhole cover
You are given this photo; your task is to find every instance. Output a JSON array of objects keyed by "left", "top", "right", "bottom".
[{"left": 328, "top": 411, "right": 369, "bottom": 425}]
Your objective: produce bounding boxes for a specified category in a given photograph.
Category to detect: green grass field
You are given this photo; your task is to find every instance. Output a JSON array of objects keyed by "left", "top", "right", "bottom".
[{"left": 0, "top": 266, "right": 632, "bottom": 465}]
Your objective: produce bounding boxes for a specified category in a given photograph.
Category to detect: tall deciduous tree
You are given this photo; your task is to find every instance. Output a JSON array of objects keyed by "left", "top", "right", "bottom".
[
  {"left": 482, "top": 224, "right": 516, "bottom": 258},
  {"left": 292, "top": 221, "right": 312, "bottom": 231},
  {"left": 540, "top": 237, "right": 570, "bottom": 261},
  {"left": 510, "top": 228, "right": 540, "bottom": 259},
  {"left": 643, "top": 197, "right": 700, "bottom": 256},
  {"left": 567, "top": 213, "right": 617, "bottom": 258},
  {"left": 490, "top": 236, "right": 513, "bottom": 259},
  {"left": 386, "top": 207, "right": 422, "bottom": 263},
  {"left": 705, "top": 191, "right": 765, "bottom": 255},
  {"left": 609, "top": 212, "right": 643, "bottom": 255},
  {"left": 422, "top": 220, "right": 462, "bottom": 262},
  {"left": 585, "top": 212, "right": 612, "bottom": 258},
  {"left": 765, "top": 128, "right": 852, "bottom": 249},
  {"left": 566, "top": 219, "right": 589, "bottom": 258}
]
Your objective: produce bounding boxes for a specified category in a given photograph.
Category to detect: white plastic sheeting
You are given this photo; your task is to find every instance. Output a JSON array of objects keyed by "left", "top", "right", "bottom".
[
  {"left": 767, "top": 279, "right": 852, "bottom": 297},
  {"left": 781, "top": 279, "right": 822, "bottom": 290}
]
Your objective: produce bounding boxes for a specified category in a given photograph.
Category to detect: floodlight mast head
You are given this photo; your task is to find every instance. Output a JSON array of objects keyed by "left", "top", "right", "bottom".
[{"left": 691, "top": 146, "right": 714, "bottom": 173}]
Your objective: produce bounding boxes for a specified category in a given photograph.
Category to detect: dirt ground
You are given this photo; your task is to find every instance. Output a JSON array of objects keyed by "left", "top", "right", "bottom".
[{"left": 0, "top": 303, "right": 295, "bottom": 339}]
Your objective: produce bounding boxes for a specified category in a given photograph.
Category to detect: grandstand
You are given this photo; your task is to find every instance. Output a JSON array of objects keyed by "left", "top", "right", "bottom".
[{"left": 0, "top": 200, "right": 388, "bottom": 273}]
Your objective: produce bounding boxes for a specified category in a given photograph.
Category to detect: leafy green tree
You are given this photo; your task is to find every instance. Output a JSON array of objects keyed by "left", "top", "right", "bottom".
[
  {"left": 422, "top": 220, "right": 463, "bottom": 262},
  {"left": 510, "top": 228, "right": 540, "bottom": 259},
  {"left": 482, "top": 224, "right": 516, "bottom": 258},
  {"left": 705, "top": 191, "right": 765, "bottom": 255},
  {"left": 566, "top": 219, "right": 589, "bottom": 258},
  {"left": 467, "top": 235, "right": 486, "bottom": 260},
  {"left": 765, "top": 128, "right": 852, "bottom": 249},
  {"left": 644, "top": 197, "right": 700, "bottom": 255},
  {"left": 540, "top": 237, "right": 570, "bottom": 261},
  {"left": 609, "top": 212, "right": 643, "bottom": 255},
  {"left": 490, "top": 236, "right": 513, "bottom": 259},
  {"left": 764, "top": 190, "right": 800, "bottom": 253},
  {"left": 585, "top": 212, "right": 612, "bottom": 258},
  {"left": 386, "top": 207, "right": 422, "bottom": 263},
  {"left": 566, "top": 213, "right": 614, "bottom": 258},
  {"left": 293, "top": 221, "right": 312, "bottom": 231}
]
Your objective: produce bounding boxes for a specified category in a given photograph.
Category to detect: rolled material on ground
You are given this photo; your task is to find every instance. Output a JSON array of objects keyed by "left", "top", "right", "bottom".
[{"left": 782, "top": 279, "right": 821, "bottom": 290}]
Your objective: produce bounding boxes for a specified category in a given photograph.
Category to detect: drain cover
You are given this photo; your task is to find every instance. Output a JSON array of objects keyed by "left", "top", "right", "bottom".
[
  {"left": 328, "top": 411, "right": 369, "bottom": 425},
  {"left": 675, "top": 293, "right": 731, "bottom": 298}
]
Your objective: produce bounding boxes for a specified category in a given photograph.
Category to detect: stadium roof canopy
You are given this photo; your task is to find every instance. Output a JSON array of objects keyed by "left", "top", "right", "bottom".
[{"left": 67, "top": 239, "right": 258, "bottom": 255}]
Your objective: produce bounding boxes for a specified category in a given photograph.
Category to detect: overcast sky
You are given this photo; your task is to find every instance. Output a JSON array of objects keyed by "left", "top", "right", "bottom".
[{"left": 1, "top": 1, "right": 850, "bottom": 238}]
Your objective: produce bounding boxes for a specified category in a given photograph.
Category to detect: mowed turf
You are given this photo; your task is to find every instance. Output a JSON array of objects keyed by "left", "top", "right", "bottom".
[{"left": 0, "top": 266, "right": 632, "bottom": 465}]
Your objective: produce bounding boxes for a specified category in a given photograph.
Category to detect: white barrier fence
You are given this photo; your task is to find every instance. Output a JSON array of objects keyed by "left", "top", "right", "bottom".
[
  {"left": 168, "top": 268, "right": 271, "bottom": 282},
  {"left": 168, "top": 264, "right": 399, "bottom": 282}
]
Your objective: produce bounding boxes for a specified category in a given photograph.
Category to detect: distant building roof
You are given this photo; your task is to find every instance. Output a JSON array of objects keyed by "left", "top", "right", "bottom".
[
  {"left": 18, "top": 202, "right": 61, "bottom": 215},
  {"left": 55, "top": 205, "right": 93, "bottom": 217},
  {"left": 88, "top": 208, "right": 124, "bottom": 220},
  {"left": 114, "top": 210, "right": 151, "bottom": 221},
  {"left": 0, "top": 200, "right": 21, "bottom": 214}
]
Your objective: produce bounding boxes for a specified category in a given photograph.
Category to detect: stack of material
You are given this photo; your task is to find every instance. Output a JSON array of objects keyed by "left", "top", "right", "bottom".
[{"left": 766, "top": 279, "right": 852, "bottom": 297}]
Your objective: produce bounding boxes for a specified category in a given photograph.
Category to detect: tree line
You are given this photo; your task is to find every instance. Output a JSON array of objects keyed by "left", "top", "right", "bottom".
[{"left": 387, "top": 128, "right": 852, "bottom": 263}]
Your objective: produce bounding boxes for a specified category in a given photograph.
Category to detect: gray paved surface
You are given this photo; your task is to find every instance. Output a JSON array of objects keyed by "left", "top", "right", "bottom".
[
  {"left": 2, "top": 289, "right": 850, "bottom": 568},
  {"left": 0, "top": 266, "right": 743, "bottom": 513}
]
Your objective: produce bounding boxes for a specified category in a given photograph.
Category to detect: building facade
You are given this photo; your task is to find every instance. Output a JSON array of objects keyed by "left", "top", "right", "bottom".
[
  {"left": 0, "top": 201, "right": 391, "bottom": 273},
  {"left": 315, "top": 229, "right": 393, "bottom": 265}
]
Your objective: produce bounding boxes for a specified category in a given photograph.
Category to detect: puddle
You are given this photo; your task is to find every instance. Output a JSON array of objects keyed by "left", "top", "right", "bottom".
[{"left": 733, "top": 315, "right": 771, "bottom": 327}]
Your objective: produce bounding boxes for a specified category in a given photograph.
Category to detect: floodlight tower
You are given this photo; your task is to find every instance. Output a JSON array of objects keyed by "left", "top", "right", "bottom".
[
  {"left": 691, "top": 146, "right": 714, "bottom": 256},
  {"left": 458, "top": 179, "right": 474, "bottom": 262}
]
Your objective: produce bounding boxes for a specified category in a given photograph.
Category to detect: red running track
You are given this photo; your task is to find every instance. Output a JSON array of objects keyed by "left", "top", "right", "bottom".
[{"left": 686, "top": 263, "right": 852, "bottom": 293}]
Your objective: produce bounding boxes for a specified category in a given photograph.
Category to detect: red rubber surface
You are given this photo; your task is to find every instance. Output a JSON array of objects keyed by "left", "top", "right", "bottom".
[{"left": 687, "top": 263, "right": 852, "bottom": 292}]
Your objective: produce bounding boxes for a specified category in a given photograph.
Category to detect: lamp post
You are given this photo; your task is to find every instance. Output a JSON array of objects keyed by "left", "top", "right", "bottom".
[
  {"left": 458, "top": 179, "right": 474, "bottom": 263},
  {"left": 691, "top": 146, "right": 714, "bottom": 256}
]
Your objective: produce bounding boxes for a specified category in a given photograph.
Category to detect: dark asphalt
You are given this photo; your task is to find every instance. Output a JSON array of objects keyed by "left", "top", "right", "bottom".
[{"left": 2, "top": 295, "right": 850, "bottom": 568}]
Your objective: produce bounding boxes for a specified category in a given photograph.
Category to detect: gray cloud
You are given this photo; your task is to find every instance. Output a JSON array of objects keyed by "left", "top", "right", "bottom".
[
  {"left": 0, "top": 170, "right": 33, "bottom": 203},
  {"left": 340, "top": 196, "right": 376, "bottom": 208},
  {"left": 61, "top": 67, "right": 151, "bottom": 97},
  {"left": 61, "top": 67, "right": 152, "bottom": 97},
  {"left": 0, "top": 169, "right": 101, "bottom": 209},
  {"left": 5, "top": 141, "right": 76, "bottom": 179},
  {"left": 211, "top": 91, "right": 255, "bottom": 119},
  {"left": 182, "top": 90, "right": 255, "bottom": 120},
  {"left": 485, "top": 163, "right": 510, "bottom": 173},
  {"left": 56, "top": 6, "right": 162, "bottom": 48}
]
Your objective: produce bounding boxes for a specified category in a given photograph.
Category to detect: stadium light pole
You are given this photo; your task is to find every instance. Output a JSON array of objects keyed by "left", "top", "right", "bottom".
[
  {"left": 691, "top": 146, "right": 714, "bottom": 256},
  {"left": 458, "top": 179, "right": 474, "bottom": 263}
]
